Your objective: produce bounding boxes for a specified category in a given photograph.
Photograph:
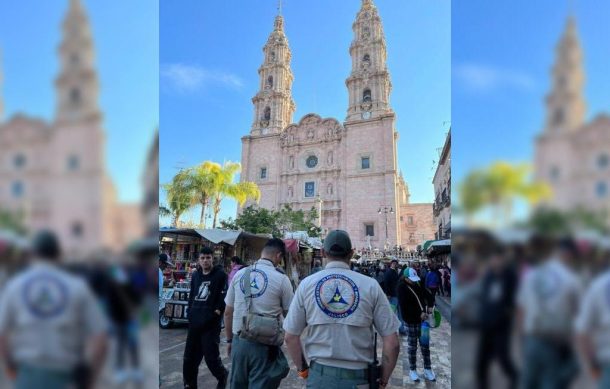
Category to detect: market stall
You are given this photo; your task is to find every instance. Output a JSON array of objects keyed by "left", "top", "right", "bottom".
[{"left": 158, "top": 228, "right": 271, "bottom": 328}]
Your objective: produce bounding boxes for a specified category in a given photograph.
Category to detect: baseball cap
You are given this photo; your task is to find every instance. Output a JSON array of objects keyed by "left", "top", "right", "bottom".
[
  {"left": 324, "top": 229, "right": 352, "bottom": 257},
  {"left": 403, "top": 267, "right": 420, "bottom": 282},
  {"left": 32, "top": 230, "right": 61, "bottom": 259}
]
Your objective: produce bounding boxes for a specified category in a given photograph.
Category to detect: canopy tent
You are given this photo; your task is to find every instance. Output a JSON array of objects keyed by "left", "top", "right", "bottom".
[
  {"left": 426, "top": 239, "right": 451, "bottom": 255},
  {"left": 159, "top": 228, "right": 271, "bottom": 246}
]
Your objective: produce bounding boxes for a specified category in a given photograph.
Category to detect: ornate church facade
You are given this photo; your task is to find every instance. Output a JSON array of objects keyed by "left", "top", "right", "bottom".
[
  {"left": 534, "top": 16, "right": 610, "bottom": 218},
  {"left": 241, "top": 0, "right": 432, "bottom": 249},
  {"left": 0, "top": 0, "right": 143, "bottom": 257}
]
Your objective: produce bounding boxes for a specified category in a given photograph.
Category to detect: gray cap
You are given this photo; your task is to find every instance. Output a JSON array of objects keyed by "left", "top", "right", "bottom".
[{"left": 324, "top": 229, "right": 352, "bottom": 257}]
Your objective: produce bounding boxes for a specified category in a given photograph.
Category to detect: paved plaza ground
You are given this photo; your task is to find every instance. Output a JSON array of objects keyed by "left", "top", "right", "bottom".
[{"left": 160, "top": 297, "right": 452, "bottom": 388}]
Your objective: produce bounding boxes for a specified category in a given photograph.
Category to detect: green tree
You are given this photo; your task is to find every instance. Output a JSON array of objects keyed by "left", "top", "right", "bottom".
[
  {"left": 184, "top": 162, "right": 217, "bottom": 228},
  {"left": 220, "top": 205, "right": 322, "bottom": 238},
  {"left": 459, "top": 161, "right": 552, "bottom": 225},
  {"left": 207, "top": 161, "right": 261, "bottom": 228},
  {"left": 161, "top": 169, "right": 193, "bottom": 227},
  {"left": 0, "top": 208, "right": 27, "bottom": 234}
]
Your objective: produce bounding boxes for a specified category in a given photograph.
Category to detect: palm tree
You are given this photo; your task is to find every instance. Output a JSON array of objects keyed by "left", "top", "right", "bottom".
[
  {"left": 184, "top": 161, "right": 218, "bottom": 228},
  {"left": 161, "top": 169, "right": 193, "bottom": 227},
  {"left": 459, "top": 161, "right": 551, "bottom": 226},
  {"left": 209, "top": 161, "right": 261, "bottom": 228}
]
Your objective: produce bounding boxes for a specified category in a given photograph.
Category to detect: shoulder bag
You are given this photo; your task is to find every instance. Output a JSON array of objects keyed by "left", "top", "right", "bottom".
[{"left": 239, "top": 265, "right": 285, "bottom": 346}]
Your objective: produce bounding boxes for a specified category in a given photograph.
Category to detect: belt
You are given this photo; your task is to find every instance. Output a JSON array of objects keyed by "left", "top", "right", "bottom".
[{"left": 310, "top": 361, "right": 368, "bottom": 380}]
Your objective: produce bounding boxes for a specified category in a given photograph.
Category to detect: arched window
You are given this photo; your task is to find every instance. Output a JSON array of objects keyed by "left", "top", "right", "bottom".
[
  {"left": 553, "top": 108, "right": 564, "bottom": 126},
  {"left": 270, "top": 51, "right": 276, "bottom": 62},
  {"left": 263, "top": 107, "right": 271, "bottom": 121},
  {"left": 363, "top": 89, "right": 372, "bottom": 102},
  {"left": 70, "top": 88, "right": 81, "bottom": 104},
  {"left": 363, "top": 54, "right": 370, "bottom": 62},
  {"left": 267, "top": 75, "right": 273, "bottom": 88}
]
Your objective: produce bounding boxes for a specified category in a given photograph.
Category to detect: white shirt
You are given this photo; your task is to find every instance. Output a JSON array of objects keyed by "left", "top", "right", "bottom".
[
  {"left": 574, "top": 270, "right": 610, "bottom": 364},
  {"left": 0, "top": 262, "right": 108, "bottom": 371},
  {"left": 517, "top": 258, "right": 582, "bottom": 336},
  {"left": 225, "top": 259, "right": 294, "bottom": 335},
  {"left": 283, "top": 261, "right": 400, "bottom": 369}
]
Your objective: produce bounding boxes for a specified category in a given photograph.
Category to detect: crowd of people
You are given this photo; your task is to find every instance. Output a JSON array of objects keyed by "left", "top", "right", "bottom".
[
  {"left": 172, "top": 229, "right": 450, "bottom": 388},
  {"left": 453, "top": 231, "right": 610, "bottom": 389}
]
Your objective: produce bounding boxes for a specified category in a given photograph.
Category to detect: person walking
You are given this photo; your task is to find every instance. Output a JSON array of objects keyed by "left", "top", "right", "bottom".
[
  {"left": 227, "top": 256, "right": 244, "bottom": 285},
  {"left": 183, "top": 247, "right": 229, "bottom": 389},
  {"left": 475, "top": 249, "right": 519, "bottom": 389},
  {"left": 310, "top": 260, "right": 323, "bottom": 275},
  {"left": 575, "top": 266, "right": 610, "bottom": 389},
  {"left": 425, "top": 265, "right": 441, "bottom": 297},
  {"left": 396, "top": 267, "right": 437, "bottom": 382},
  {"left": 283, "top": 230, "right": 400, "bottom": 389},
  {"left": 517, "top": 238, "right": 582, "bottom": 389},
  {"left": 224, "top": 238, "right": 294, "bottom": 389},
  {"left": 0, "top": 230, "right": 108, "bottom": 389},
  {"left": 383, "top": 259, "right": 407, "bottom": 334}
]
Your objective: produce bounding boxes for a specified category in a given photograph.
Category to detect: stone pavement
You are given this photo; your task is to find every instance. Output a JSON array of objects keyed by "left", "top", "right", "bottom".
[{"left": 160, "top": 319, "right": 451, "bottom": 388}]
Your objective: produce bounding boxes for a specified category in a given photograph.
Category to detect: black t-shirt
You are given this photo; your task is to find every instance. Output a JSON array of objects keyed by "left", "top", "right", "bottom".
[
  {"left": 188, "top": 265, "right": 227, "bottom": 329},
  {"left": 383, "top": 268, "right": 399, "bottom": 297}
]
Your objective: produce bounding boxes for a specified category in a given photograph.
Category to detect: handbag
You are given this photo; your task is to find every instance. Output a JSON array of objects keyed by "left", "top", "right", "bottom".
[
  {"left": 407, "top": 285, "right": 441, "bottom": 329},
  {"left": 239, "top": 266, "right": 285, "bottom": 346}
]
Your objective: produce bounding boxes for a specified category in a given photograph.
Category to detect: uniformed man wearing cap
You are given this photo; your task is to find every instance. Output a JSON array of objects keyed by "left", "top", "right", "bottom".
[
  {"left": 224, "top": 238, "right": 294, "bottom": 389},
  {"left": 0, "top": 230, "right": 108, "bottom": 389},
  {"left": 284, "top": 229, "right": 400, "bottom": 389}
]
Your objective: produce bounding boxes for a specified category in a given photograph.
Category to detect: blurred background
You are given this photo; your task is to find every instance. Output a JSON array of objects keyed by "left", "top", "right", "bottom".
[
  {"left": 453, "top": 1, "right": 610, "bottom": 388},
  {"left": 0, "top": 0, "right": 158, "bottom": 388}
]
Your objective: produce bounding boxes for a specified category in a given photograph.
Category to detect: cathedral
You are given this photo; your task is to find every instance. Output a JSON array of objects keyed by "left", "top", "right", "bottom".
[
  {"left": 534, "top": 16, "right": 610, "bottom": 218},
  {"left": 0, "top": 0, "right": 143, "bottom": 257},
  {"left": 240, "top": 0, "right": 435, "bottom": 249}
]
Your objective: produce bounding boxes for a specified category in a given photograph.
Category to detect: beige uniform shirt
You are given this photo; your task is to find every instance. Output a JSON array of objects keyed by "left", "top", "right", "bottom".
[
  {"left": 283, "top": 261, "right": 400, "bottom": 369},
  {"left": 517, "top": 258, "right": 582, "bottom": 336},
  {"left": 0, "top": 262, "right": 108, "bottom": 371},
  {"left": 574, "top": 270, "right": 610, "bottom": 364},
  {"left": 225, "top": 259, "right": 294, "bottom": 335}
]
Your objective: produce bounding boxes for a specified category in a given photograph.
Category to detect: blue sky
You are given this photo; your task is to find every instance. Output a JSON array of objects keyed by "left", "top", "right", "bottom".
[
  {"left": 0, "top": 0, "right": 159, "bottom": 203},
  {"left": 453, "top": 0, "right": 610, "bottom": 183},
  {"left": 160, "top": 0, "right": 450, "bottom": 226}
]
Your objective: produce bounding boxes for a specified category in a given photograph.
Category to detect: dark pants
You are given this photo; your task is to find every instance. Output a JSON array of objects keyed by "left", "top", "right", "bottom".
[
  {"left": 476, "top": 327, "right": 517, "bottom": 389},
  {"left": 428, "top": 287, "right": 438, "bottom": 298},
  {"left": 115, "top": 322, "right": 139, "bottom": 369},
  {"left": 521, "top": 336, "right": 578, "bottom": 389},
  {"left": 183, "top": 318, "right": 226, "bottom": 389}
]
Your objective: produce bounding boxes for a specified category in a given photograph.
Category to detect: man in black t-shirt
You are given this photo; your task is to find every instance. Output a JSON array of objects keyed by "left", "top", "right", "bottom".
[{"left": 183, "top": 247, "right": 228, "bottom": 389}]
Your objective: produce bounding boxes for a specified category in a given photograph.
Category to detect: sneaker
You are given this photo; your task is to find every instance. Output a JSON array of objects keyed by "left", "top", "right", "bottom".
[
  {"left": 423, "top": 369, "right": 436, "bottom": 381},
  {"left": 409, "top": 370, "right": 420, "bottom": 382}
]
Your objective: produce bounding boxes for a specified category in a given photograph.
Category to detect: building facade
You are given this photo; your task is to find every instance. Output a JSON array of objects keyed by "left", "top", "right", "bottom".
[
  {"left": 433, "top": 129, "right": 451, "bottom": 240},
  {"left": 0, "top": 0, "right": 143, "bottom": 257},
  {"left": 240, "top": 0, "right": 418, "bottom": 249},
  {"left": 397, "top": 173, "right": 435, "bottom": 250},
  {"left": 534, "top": 17, "right": 610, "bottom": 217}
]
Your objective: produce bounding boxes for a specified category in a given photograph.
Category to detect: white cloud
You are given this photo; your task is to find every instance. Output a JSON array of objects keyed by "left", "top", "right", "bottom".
[
  {"left": 161, "top": 63, "right": 243, "bottom": 92},
  {"left": 454, "top": 63, "right": 535, "bottom": 93}
]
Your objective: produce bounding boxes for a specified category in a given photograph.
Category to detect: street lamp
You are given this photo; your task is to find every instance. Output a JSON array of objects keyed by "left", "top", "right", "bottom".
[
  {"left": 316, "top": 194, "right": 323, "bottom": 228},
  {"left": 378, "top": 205, "right": 394, "bottom": 249}
]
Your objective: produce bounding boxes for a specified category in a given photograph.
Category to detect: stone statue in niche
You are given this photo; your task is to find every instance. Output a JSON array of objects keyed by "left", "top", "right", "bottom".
[
  {"left": 289, "top": 156, "right": 294, "bottom": 169},
  {"left": 288, "top": 186, "right": 293, "bottom": 198},
  {"left": 307, "top": 129, "right": 314, "bottom": 140},
  {"left": 327, "top": 183, "right": 333, "bottom": 195},
  {"left": 327, "top": 151, "right": 333, "bottom": 165}
]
